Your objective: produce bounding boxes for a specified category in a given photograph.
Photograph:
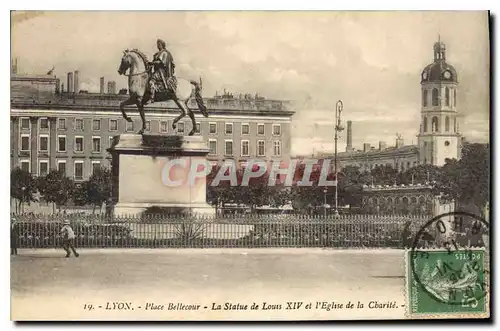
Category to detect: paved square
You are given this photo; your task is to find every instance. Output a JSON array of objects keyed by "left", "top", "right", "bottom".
[{"left": 11, "top": 248, "right": 407, "bottom": 320}]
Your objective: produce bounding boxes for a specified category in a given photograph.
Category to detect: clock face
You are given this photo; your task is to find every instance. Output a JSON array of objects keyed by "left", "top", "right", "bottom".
[{"left": 443, "top": 71, "right": 452, "bottom": 79}]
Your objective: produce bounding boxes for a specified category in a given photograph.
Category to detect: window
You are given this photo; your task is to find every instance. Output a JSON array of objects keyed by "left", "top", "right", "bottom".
[
  {"left": 272, "top": 124, "right": 281, "bottom": 136},
  {"left": 225, "top": 123, "right": 233, "bottom": 135},
  {"left": 273, "top": 141, "right": 282, "bottom": 156},
  {"left": 58, "top": 118, "right": 66, "bottom": 130},
  {"left": 92, "top": 137, "right": 101, "bottom": 153},
  {"left": 445, "top": 141, "right": 450, "bottom": 147},
  {"left": 209, "top": 122, "right": 217, "bottom": 134},
  {"left": 20, "top": 160, "right": 30, "bottom": 172},
  {"left": 145, "top": 121, "right": 151, "bottom": 132},
  {"left": 423, "top": 117, "right": 428, "bottom": 132},
  {"left": 257, "top": 140, "right": 265, "bottom": 156},
  {"left": 177, "top": 122, "right": 184, "bottom": 134},
  {"left": 432, "top": 88, "right": 439, "bottom": 106},
  {"left": 241, "top": 123, "right": 250, "bottom": 135},
  {"left": 109, "top": 136, "right": 114, "bottom": 148},
  {"left": 92, "top": 162, "right": 101, "bottom": 175},
  {"left": 454, "top": 118, "right": 457, "bottom": 132},
  {"left": 39, "top": 118, "right": 49, "bottom": 130},
  {"left": 20, "top": 134, "right": 30, "bottom": 151},
  {"left": 57, "top": 161, "right": 66, "bottom": 175},
  {"left": 195, "top": 123, "right": 201, "bottom": 134},
  {"left": 39, "top": 135, "right": 48, "bottom": 152},
  {"left": 75, "top": 118, "right": 84, "bottom": 131},
  {"left": 74, "top": 137, "right": 84, "bottom": 153},
  {"left": 445, "top": 87, "right": 450, "bottom": 106},
  {"left": 431, "top": 117, "right": 439, "bottom": 133},
  {"left": 422, "top": 89, "right": 428, "bottom": 107},
  {"left": 208, "top": 139, "right": 217, "bottom": 155},
  {"left": 20, "top": 118, "right": 30, "bottom": 130},
  {"left": 225, "top": 140, "right": 233, "bottom": 156},
  {"left": 257, "top": 124, "right": 265, "bottom": 135},
  {"left": 39, "top": 161, "right": 49, "bottom": 177},
  {"left": 160, "top": 121, "right": 168, "bottom": 133},
  {"left": 241, "top": 140, "right": 250, "bottom": 156},
  {"left": 74, "top": 161, "right": 84, "bottom": 180},
  {"left": 109, "top": 119, "right": 118, "bottom": 131},
  {"left": 445, "top": 116, "right": 450, "bottom": 132},
  {"left": 454, "top": 89, "right": 457, "bottom": 107},
  {"left": 58, "top": 135, "right": 66, "bottom": 152},
  {"left": 93, "top": 119, "right": 101, "bottom": 131},
  {"left": 407, "top": 161, "right": 411, "bottom": 169}
]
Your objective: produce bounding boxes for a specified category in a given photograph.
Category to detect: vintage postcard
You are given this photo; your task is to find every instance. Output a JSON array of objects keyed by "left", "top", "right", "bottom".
[{"left": 10, "top": 11, "right": 490, "bottom": 321}]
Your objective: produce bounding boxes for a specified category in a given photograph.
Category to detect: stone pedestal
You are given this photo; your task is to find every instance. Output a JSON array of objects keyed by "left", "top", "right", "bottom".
[{"left": 108, "top": 134, "right": 215, "bottom": 217}]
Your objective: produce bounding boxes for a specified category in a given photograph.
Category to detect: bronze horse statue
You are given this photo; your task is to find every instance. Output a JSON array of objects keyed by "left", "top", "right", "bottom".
[{"left": 117, "top": 49, "right": 208, "bottom": 135}]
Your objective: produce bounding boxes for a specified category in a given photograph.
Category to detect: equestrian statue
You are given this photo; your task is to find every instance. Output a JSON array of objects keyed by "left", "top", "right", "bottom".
[{"left": 117, "top": 38, "right": 208, "bottom": 135}]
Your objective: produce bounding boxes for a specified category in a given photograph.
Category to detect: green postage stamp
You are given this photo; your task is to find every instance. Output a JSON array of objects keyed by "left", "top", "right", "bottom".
[
  {"left": 407, "top": 249, "right": 488, "bottom": 317},
  {"left": 407, "top": 211, "right": 490, "bottom": 318}
]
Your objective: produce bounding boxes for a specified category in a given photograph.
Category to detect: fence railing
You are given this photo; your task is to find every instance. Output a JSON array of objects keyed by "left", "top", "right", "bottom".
[{"left": 11, "top": 213, "right": 431, "bottom": 249}]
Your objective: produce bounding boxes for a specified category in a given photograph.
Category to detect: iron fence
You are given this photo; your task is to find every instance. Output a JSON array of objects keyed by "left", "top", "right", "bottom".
[{"left": 11, "top": 213, "right": 430, "bottom": 249}]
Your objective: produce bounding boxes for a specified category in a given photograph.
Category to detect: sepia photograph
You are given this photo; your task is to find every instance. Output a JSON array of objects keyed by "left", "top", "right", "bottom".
[{"left": 9, "top": 10, "right": 490, "bottom": 321}]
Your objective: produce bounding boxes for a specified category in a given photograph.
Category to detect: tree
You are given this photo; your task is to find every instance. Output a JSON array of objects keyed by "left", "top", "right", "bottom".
[
  {"left": 72, "top": 182, "right": 90, "bottom": 207},
  {"left": 398, "top": 164, "right": 441, "bottom": 185},
  {"left": 10, "top": 167, "right": 38, "bottom": 213},
  {"left": 436, "top": 143, "right": 490, "bottom": 216},
  {"left": 337, "top": 165, "right": 363, "bottom": 208},
  {"left": 369, "top": 164, "right": 399, "bottom": 186},
  {"left": 86, "top": 167, "right": 112, "bottom": 214},
  {"left": 37, "top": 170, "right": 74, "bottom": 213},
  {"left": 290, "top": 160, "right": 336, "bottom": 214}
]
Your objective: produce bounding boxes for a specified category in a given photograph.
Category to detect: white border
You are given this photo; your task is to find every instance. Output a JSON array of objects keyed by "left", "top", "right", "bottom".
[{"left": 4, "top": 5, "right": 497, "bottom": 329}]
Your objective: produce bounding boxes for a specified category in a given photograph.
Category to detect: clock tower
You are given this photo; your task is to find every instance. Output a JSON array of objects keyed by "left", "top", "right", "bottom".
[{"left": 418, "top": 38, "right": 461, "bottom": 166}]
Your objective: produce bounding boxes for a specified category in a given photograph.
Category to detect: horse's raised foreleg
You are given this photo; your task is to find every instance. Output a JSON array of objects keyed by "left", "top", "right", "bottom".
[
  {"left": 137, "top": 99, "right": 146, "bottom": 135},
  {"left": 119, "top": 97, "right": 136, "bottom": 122},
  {"left": 172, "top": 99, "right": 186, "bottom": 131}
]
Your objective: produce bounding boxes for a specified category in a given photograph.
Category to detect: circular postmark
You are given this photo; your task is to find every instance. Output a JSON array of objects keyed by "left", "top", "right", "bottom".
[{"left": 410, "top": 211, "right": 489, "bottom": 306}]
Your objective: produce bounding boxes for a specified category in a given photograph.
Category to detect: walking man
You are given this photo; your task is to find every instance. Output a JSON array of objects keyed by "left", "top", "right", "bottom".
[
  {"left": 11, "top": 217, "right": 19, "bottom": 256},
  {"left": 61, "top": 220, "right": 79, "bottom": 258}
]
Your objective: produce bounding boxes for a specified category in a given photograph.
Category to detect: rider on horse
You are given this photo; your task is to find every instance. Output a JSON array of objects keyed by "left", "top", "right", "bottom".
[{"left": 149, "top": 38, "right": 177, "bottom": 102}]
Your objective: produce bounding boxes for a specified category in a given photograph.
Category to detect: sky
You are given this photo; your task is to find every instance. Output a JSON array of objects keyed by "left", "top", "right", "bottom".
[{"left": 11, "top": 11, "right": 490, "bottom": 156}]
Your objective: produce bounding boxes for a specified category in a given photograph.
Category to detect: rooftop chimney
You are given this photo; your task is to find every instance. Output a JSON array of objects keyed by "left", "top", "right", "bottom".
[
  {"left": 346, "top": 120, "right": 353, "bottom": 152},
  {"left": 100, "top": 77, "right": 105, "bottom": 94},
  {"left": 363, "top": 143, "right": 371, "bottom": 153},
  {"left": 74, "top": 70, "right": 80, "bottom": 94},
  {"left": 396, "top": 134, "right": 404, "bottom": 149},
  {"left": 379, "top": 141, "right": 387, "bottom": 150},
  {"left": 107, "top": 81, "right": 116, "bottom": 94},
  {"left": 11, "top": 57, "right": 18, "bottom": 74},
  {"left": 67, "top": 72, "right": 74, "bottom": 93}
]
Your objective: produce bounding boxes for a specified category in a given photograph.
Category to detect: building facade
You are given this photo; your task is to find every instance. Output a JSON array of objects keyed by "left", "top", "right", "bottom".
[
  {"left": 319, "top": 38, "right": 462, "bottom": 172},
  {"left": 11, "top": 79, "right": 295, "bottom": 181}
]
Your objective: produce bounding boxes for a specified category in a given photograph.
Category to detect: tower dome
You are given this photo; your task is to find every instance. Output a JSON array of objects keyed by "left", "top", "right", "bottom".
[{"left": 421, "top": 37, "right": 458, "bottom": 83}]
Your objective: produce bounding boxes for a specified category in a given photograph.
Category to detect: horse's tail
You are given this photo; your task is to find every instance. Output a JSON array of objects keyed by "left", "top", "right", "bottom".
[{"left": 190, "top": 78, "right": 208, "bottom": 117}]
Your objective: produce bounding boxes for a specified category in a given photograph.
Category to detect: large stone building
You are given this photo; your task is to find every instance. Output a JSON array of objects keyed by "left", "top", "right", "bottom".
[
  {"left": 319, "top": 39, "right": 462, "bottom": 172},
  {"left": 10, "top": 69, "right": 294, "bottom": 181}
]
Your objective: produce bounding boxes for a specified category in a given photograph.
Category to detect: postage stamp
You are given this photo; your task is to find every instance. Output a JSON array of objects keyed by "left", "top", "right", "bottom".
[{"left": 406, "top": 212, "right": 490, "bottom": 318}]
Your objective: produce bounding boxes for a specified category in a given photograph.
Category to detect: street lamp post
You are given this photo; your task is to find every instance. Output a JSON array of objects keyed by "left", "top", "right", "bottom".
[
  {"left": 334, "top": 100, "right": 344, "bottom": 217},
  {"left": 323, "top": 187, "right": 327, "bottom": 217}
]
